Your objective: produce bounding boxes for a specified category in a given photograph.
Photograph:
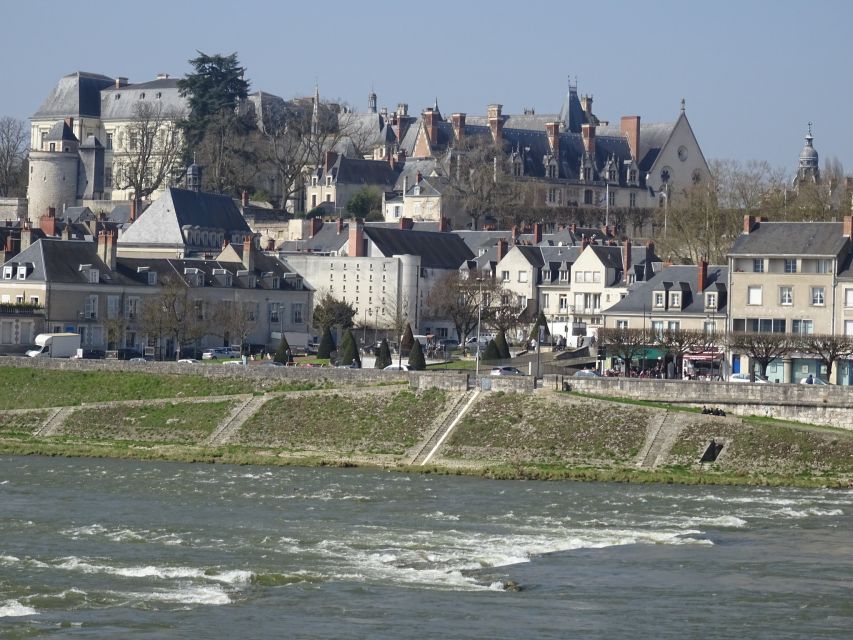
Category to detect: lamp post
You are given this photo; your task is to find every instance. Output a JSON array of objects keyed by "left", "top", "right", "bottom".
[{"left": 475, "top": 277, "right": 484, "bottom": 379}]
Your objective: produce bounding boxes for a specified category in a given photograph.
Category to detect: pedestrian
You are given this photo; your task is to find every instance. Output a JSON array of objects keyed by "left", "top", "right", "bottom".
[{"left": 805, "top": 373, "right": 814, "bottom": 384}]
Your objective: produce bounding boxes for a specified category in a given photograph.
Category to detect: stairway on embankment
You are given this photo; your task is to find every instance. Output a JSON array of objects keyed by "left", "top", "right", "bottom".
[{"left": 409, "top": 389, "right": 480, "bottom": 465}]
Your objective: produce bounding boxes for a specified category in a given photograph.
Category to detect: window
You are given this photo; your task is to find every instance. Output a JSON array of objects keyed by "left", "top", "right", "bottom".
[
  {"left": 779, "top": 286, "right": 793, "bottom": 306},
  {"left": 816, "top": 259, "right": 831, "bottom": 274},
  {"left": 845, "top": 320, "right": 853, "bottom": 337},
  {"left": 753, "top": 259, "right": 764, "bottom": 273},
  {"left": 147, "top": 272, "right": 157, "bottom": 286},
  {"left": 126, "top": 298, "right": 139, "bottom": 320},
  {"left": 559, "top": 269, "right": 569, "bottom": 281},
  {"left": 667, "top": 321, "right": 680, "bottom": 331},
  {"left": 608, "top": 190, "right": 616, "bottom": 206},
  {"left": 703, "top": 321, "right": 716, "bottom": 336},
  {"left": 518, "top": 271, "right": 528, "bottom": 283},
  {"left": 1, "top": 266, "right": 11, "bottom": 279},
  {"left": 575, "top": 271, "right": 583, "bottom": 283},
  {"left": 735, "top": 318, "right": 786, "bottom": 333},
  {"left": 654, "top": 292, "right": 665, "bottom": 307},
  {"left": 16, "top": 266, "right": 26, "bottom": 280},
  {"left": 584, "top": 189, "right": 593, "bottom": 205},
  {"left": 811, "top": 287, "right": 825, "bottom": 306},
  {"left": 616, "top": 320, "right": 628, "bottom": 329},
  {"left": 29, "top": 296, "right": 39, "bottom": 306},
  {"left": 792, "top": 319, "right": 813, "bottom": 335},
  {"left": 629, "top": 192, "right": 637, "bottom": 208},
  {"left": 105, "top": 166, "right": 112, "bottom": 188},
  {"left": 326, "top": 176, "right": 332, "bottom": 187},
  {"left": 106, "top": 133, "right": 113, "bottom": 150},
  {"left": 747, "top": 286, "right": 762, "bottom": 305},
  {"left": 107, "top": 296, "right": 120, "bottom": 319},
  {"left": 558, "top": 294, "right": 568, "bottom": 310},
  {"left": 705, "top": 293, "right": 717, "bottom": 309},
  {"left": 194, "top": 299, "right": 204, "bottom": 321},
  {"left": 846, "top": 288, "right": 853, "bottom": 308},
  {"left": 84, "top": 295, "right": 98, "bottom": 319},
  {"left": 88, "top": 269, "right": 99, "bottom": 284},
  {"left": 292, "top": 303, "right": 303, "bottom": 324},
  {"left": 651, "top": 321, "right": 665, "bottom": 337},
  {"left": 669, "top": 292, "right": 681, "bottom": 308},
  {"left": 542, "top": 294, "right": 550, "bottom": 309},
  {"left": 784, "top": 259, "right": 797, "bottom": 273},
  {"left": 547, "top": 188, "right": 556, "bottom": 203}
]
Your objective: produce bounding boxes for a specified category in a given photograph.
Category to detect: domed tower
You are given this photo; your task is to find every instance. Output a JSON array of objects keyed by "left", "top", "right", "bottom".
[
  {"left": 794, "top": 123, "right": 820, "bottom": 187},
  {"left": 185, "top": 160, "right": 203, "bottom": 192},
  {"left": 27, "top": 118, "right": 80, "bottom": 222}
]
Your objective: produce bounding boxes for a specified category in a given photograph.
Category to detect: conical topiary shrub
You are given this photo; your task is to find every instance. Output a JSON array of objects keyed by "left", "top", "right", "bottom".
[
  {"left": 338, "top": 329, "right": 361, "bottom": 367},
  {"left": 274, "top": 334, "right": 292, "bottom": 364},
  {"left": 408, "top": 339, "right": 426, "bottom": 371},
  {"left": 482, "top": 339, "right": 501, "bottom": 361},
  {"left": 528, "top": 310, "right": 550, "bottom": 343},
  {"left": 494, "top": 330, "right": 511, "bottom": 360},
  {"left": 400, "top": 323, "right": 414, "bottom": 357},
  {"left": 317, "top": 326, "right": 335, "bottom": 359},
  {"left": 375, "top": 338, "right": 392, "bottom": 369}
]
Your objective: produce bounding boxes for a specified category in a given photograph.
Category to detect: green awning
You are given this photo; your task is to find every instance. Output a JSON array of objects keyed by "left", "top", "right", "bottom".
[{"left": 637, "top": 348, "right": 665, "bottom": 360}]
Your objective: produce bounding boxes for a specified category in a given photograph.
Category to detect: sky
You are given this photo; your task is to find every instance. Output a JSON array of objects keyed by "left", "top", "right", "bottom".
[{"left": 4, "top": 0, "right": 852, "bottom": 176}]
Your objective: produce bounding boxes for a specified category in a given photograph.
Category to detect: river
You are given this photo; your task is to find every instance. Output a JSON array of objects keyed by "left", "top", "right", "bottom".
[{"left": 0, "top": 456, "right": 850, "bottom": 638}]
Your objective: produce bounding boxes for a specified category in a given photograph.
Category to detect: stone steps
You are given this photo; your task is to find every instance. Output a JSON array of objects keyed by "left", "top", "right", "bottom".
[
  {"left": 410, "top": 389, "right": 479, "bottom": 465},
  {"left": 206, "top": 395, "right": 269, "bottom": 445}
]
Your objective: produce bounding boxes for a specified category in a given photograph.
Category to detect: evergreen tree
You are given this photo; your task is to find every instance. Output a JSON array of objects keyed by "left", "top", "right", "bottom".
[
  {"left": 274, "top": 334, "right": 292, "bottom": 364},
  {"left": 339, "top": 329, "right": 361, "bottom": 367},
  {"left": 528, "top": 311, "right": 551, "bottom": 342},
  {"left": 495, "top": 329, "right": 511, "bottom": 360},
  {"left": 400, "top": 323, "right": 415, "bottom": 356},
  {"left": 375, "top": 338, "right": 392, "bottom": 369},
  {"left": 408, "top": 339, "right": 426, "bottom": 371},
  {"left": 482, "top": 339, "right": 501, "bottom": 361},
  {"left": 317, "top": 326, "right": 335, "bottom": 359}
]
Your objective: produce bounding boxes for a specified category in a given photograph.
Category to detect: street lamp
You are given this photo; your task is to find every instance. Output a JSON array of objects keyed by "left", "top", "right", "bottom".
[{"left": 475, "top": 277, "right": 484, "bottom": 378}]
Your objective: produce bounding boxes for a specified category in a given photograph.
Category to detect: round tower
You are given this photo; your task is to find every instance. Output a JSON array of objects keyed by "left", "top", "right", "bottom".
[
  {"left": 795, "top": 123, "right": 820, "bottom": 186},
  {"left": 27, "top": 150, "right": 79, "bottom": 222}
]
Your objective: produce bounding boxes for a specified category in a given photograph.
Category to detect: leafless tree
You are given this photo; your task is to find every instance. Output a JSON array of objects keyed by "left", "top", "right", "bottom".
[
  {"left": 213, "top": 300, "right": 258, "bottom": 353},
  {"left": 598, "top": 327, "right": 650, "bottom": 376},
  {"left": 653, "top": 328, "right": 716, "bottom": 378},
  {"left": 112, "top": 103, "right": 183, "bottom": 211},
  {"left": 725, "top": 332, "right": 793, "bottom": 380},
  {"left": 487, "top": 286, "right": 526, "bottom": 335},
  {"left": 426, "top": 272, "right": 499, "bottom": 352},
  {"left": 0, "top": 116, "right": 27, "bottom": 197},
  {"left": 138, "top": 274, "right": 208, "bottom": 360},
  {"left": 796, "top": 333, "right": 853, "bottom": 383}
]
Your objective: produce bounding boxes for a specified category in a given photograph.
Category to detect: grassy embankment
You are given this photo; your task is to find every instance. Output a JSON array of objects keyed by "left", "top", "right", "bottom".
[{"left": 1, "top": 368, "right": 851, "bottom": 487}]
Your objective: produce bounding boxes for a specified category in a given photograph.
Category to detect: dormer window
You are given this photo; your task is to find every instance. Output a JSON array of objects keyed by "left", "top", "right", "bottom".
[
  {"left": 669, "top": 292, "right": 681, "bottom": 308},
  {"left": 705, "top": 292, "right": 718, "bottom": 310},
  {"left": 628, "top": 169, "right": 637, "bottom": 183},
  {"left": 326, "top": 176, "right": 332, "bottom": 187},
  {"left": 88, "top": 269, "right": 99, "bottom": 284},
  {"left": 654, "top": 292, "right": 665, "bottom": 307},
  {"left": 271, "top": 277, "right": 280, "bottom": 289},
  {"left": 147, "top": 272, "right": 157, "bottom": 286},
  {"left": 16, "top": 266, "right": 27, "bottom": 280},
  {"left": 2, "top": 266, "right": 13, "bottom": 280},
  {"left": 311, "top": 177, "right": 317, "bottom": 186}
]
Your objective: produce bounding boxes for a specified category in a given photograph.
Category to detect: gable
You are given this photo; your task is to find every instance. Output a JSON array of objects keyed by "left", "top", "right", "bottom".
[
  {"left": 412, "top": 126, "right": 432, "bottom": 159},
  {"left": 647, "top": 113, "right": 710, "bottom": 192}
]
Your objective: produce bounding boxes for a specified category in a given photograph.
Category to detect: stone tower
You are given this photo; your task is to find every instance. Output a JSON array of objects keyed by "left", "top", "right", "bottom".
[
  {"left": 794, "top": 123, "right": 820, "bottom": 187},
  {"left": 27, "top": 118, "right": 80, "bottom": 222}
]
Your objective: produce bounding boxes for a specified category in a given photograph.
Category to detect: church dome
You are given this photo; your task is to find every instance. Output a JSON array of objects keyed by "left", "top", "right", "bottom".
[{"left": 799, "top": 127, "right": 818, "bottom": 168}]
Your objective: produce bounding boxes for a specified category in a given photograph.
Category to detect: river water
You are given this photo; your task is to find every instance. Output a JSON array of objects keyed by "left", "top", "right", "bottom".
[{"left": 0, "top": 456, "right": 850, "bottom": 639}]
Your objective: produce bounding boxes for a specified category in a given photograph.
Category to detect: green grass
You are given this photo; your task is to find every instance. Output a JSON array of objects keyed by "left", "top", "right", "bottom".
[
  {"left": 58, "top": 400, "right": 236, "bottom": 445},
  {"left": 0, "top": 411, "right": 48, "bottom": 437},
  {"left": 445, "top": 392, "right": 649, "bottom": 464},
  {"left": 0, "top": 367, "right": 254, "bottom": 409},
  {"left": 236, "top": 388, "right": 452, "bottom": 454}
]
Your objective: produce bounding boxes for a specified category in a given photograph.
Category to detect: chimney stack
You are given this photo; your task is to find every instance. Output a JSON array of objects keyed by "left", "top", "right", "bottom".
[
  {"left": 743, "top": 215, "right": 757, "bottom": 234},
  {"left": 439, "top": 216, "right": 451, "bottom": 232},
  {"left": 64, "top": 116, "right": 74, "bottom": 131},
  {"left": 241, "top": 190, "right": 249, "bottom": 207},
  {"left": 697, "top": 259, "right": 708, "bottom": 293},
  {"left": 20, "top": 223, "right": 32, "bottom": 251},
  {"left": 546, "top": 122, "right": 560, "bottom": 155},
  {"left": 242, "top": 236, "right": 255, "bottom": 271},
  {"left": 511, "top": 225, "right": 519, "bottom": 245},
  {"left": 580, "top": 94, "right": 593, "bottom": 115},
  {"left": 581, "top": 236, "right": 590, "bottom": 250},
  {"left": 581, "top": 123, "right": 596, "bottom": 155},
  {"left": 399, "top": 217, "right": 413, "bottom": 231},
  {"left": 336, "top": 217, "right": 344, "bottom": 234},
  {"left": 533, "top": 222, "right": 543, "bottom": 245},
  {"left": 348, "top": 219, "right": 365, "bottom": 257},
  {"left": 323, "top": 151, "right": 337, "bottom": 173},
  {"left": 843, "top": 214, "right": 852, "bottom": 237},
  {"left": 620, "top": 116, "right": 641, "bottom": 162},
  {"left": 622, "top": 239, "right": 632, "bottom": 283},
  {"left": 423, "top": 109, "right": 438, "bottom": 145},
  {"left": 488, "top": 104, "right": 503, "bottom": 145},
  {"left": 570, "top": 223, "right": 577, "bottom": 236},
  {"left": 115, "top": 77, "right": 128, "bottom": 88},
  {"left": 497, "top": 238, "right": 508, "bottom": 261},
  {"left": 451, "top": 113, "right": 466, "bottom": 142},
  {"left": 309, "top": 217, "right": 322, "bottom": 238},
  {"left": 40, "top": 207, "right": 57, "bottom": 236}
]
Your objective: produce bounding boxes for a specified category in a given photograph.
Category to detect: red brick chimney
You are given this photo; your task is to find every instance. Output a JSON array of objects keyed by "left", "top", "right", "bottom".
[
  {"left": 129, "top": 199, "right": 137, "bottom": 222},
  {"left": 40, "top": 207, "right": 57, "bottom": 236},
  {"left": 451, "top": 113, "right": 466, "bottom": 142},
  {"left": 323, "top": 151, "right": 337, "bottom": 173},
  {"left": 309, "top": 217, "right": 322, "bottom": 238},
  {"left": 620, "top": 116, "right": 640, "bottom": 162},
  {"left": 497, "top": 238, "right": 508, "bottom": 261},
  {"left": 843, "top": 215, "right": 852, "bottom": 237},
  {"left": 242, "top": 236, "right": 256, "bottom": 271},
  {"left": 348, "top": 219, "right": 365, "bottom": 257},
  {"left": 646, "top": 240, "right": 656, "bottom": 258},
  {"left": 399, "top": 217, "right": 414, "bottom": 231},
  {"left": 97, "top": 229, "right": 117, "bottom": 271},
  {"left": 488, "top": 104, "right": 503, "bottom": 145},
  {"left": 697, "top": 259, "right": 708, "bottom": 293},
  {"left": 416, "top": 170, "right": 422, "bottom": 184},
  {"left": 511, "top": 225, "right": 519, "bottom": 245},
  {"left": 533, "top": 222, "right": 543, "bottom": 245},
  {"left": 570, "top": 223, "right": 577, "bottom": 236},
  {"left": 423, "top": 109, "right": 438, "bottom": 145},
  {"left": 266, "top": 238, "right": 275, "bottom": 251},
  {"left": 336, "top": 217, "right": 344, "bottom": 234},
  {"left": 241, "top": 190, "right": 249, "bottom": 207},
  {"left": 622, "top": 239, "right": 632, "bottom": 283},
  {"left": 546, "top": 122, "right": 560, "bottom": 155},
  {"left": 20, "top": 223, "right": 32, "bottom": 251},
  {"left": 743, "top": 215, "right": 757, "bottom": 234},
  {"left": 582, "top": 124, "right": 596, "bottom": 155},
  {"left": 581, "top": 236, "right": 590, "bottom": 250},
  {"left": 439, "top": 216, "right": 451, "bottom": 232}
]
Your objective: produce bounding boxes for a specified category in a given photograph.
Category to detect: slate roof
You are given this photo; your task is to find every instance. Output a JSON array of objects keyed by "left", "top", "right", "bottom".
[
  {"left": 3, "top": 239, "right": 134, "bottom": 285},
  {"left": 32, "top": 72, "right": 114, "bottom": 119},
  {"left": 728, "top": 222, "right": 848, "bottom": 258},
  {"left": 363, "top": 227, "right": 473, "bottom": 269},
  {"left": 606, "top": 265, "right": 728, "bottom": 315},
  {"left": 328, "top": 156, "right": 399, "bottom": 187},
  {"left": 100, "top": 78, "right": 188, "bottom": 120},
  {"left": 118, "top": 188, "right": 251, "bottom": 247},
  {"left": 44, "top": 120, "right": 77, "bottom": 142}
]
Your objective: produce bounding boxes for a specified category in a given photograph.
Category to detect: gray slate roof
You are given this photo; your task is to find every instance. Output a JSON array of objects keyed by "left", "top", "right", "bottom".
[
  {"left": 606, "top": 264, "right": 728, "bottom": 315},
  {"left": 32, "top": 72, "right": 114, "bottom": 119},
  {"left": 363, "top": 227, "right": 473, "bottom": 269},
  {"left": 728, "top": 222, "right": 848, "bottom": 258},
  {"left": 100, "top": 78, "right": 188, "bottom": 120},
  {"left": 3, "top": 239, "right": 133, "bottom": 285}
]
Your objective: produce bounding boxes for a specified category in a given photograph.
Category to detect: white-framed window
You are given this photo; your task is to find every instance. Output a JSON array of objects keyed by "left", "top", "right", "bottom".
[
  {"left": 148, "top": 271, "right": 157, "bottom": 286},
  {"left": 792, "top": 319, "right": 814, "bottom": 335},
  {"left": 779, "top": 286, "right": 793, "bottom": 306},
  {"left": 85, "top": 295, "right": 98, "bottom": 319},
  {"left": 629, "top": 192, "right": 637, "bottom": 208},
  {"left": 518, "top": 271, "right": 528, "bottom": 283},
  {"left": 669, "top": 292, "right": 681, "bottom": 308},
  {"left": 126, "top": 297, "right": 139, "bottom": 320},
  {"left": 784, "top": 259, "right": 797, "bottom": 273},
  {"left": 845, "top": 288, "right": 853, "bottom": 308},
  {"left": 703, "top": 321, "right": 716, "bottom": 336},
  {"left": 747, "top": 286, "right": 762, "bottom": 305},
  {"left": 29, "top": 296, "right": 39, "bottom": 306},
  {"left": 616, "top": 320, "right": 628, "bottom": 329},
  {"left": 654, "top": 292, "right": 665, "bottom": 307},
  {"left": 845, "top": 320, "right": 853, "bottom": 337},
  {"left": 811, "top": 287, "right": 825, "bottom": 306},
  {"left": 816, "top": 259, "right": 831, "bottom": 274},
  {"left": 575, "top": 271, "right": 583, "bottom": 283},
  {"left": 292, "top": 303, "right": 303, "bottom": 324},
  {"left": 668, "top": 321, "right": 680, "bottom": 331},
  {"left": 269, "top": 302, "right": 280, "bottom": 324},
  {"left": 16, "top": 266, "right": 26, "bottom": 280},
  {"left": 559, "top": 294, "right": 568, "bottom": 310},
  {"left": 753, "top": 259, "right": 764, "bottom": 273},
  {"left": 88, "top": 269, "right": 99, "bottom": 284},
  {"left": 107, "top": 295, "right": 120, "bottom": 319},
  {"left": 2, "top": 266, "right": 12, "bottom": 280},
  {"left": 651, "top": 321, "right": 664, "bottom": 337},
  {"left": 705, "top": 292, "right": 717, "bottom": 309},
  {"left": 559, "top": 269, "right": 569, "bottom": 281},
  {"left": 608, "top": 190, "right": 616, "bottom": 206},
  {"left": 542, "top": 294, "right": 550, "bottom": 309}
]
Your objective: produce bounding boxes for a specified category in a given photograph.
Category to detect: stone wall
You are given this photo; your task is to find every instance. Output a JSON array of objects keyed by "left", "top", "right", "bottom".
[{"left": 555, "top": 375, "right": 853, "bottom": 430}]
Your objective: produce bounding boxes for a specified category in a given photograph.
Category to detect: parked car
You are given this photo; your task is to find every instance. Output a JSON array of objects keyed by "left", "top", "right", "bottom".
[
  {"left": 128, "top": 357, "right": 151, "bottom": 363},
  {"left": 490, "top": 366, "right": 525, "bottom": 376},
  {"left": 260, "top": 361, "right": 286, "bottom": 367},
  {"left": 728, "top": 372, "right": 768, "bottom": 383},
  {"left": 799, "top": 375, "right": 828, "bottom": 385},
  {"left": 114, "top": 348, "right": 144, "bottom": 361},
  {"left": 573, "top": 369, "right": 601, "bottom": 377},
  {"left": 202, "top": 347, "right": 242, "bottom": 360},
  {"left": 438, "top": 338, "right": 461, "bottom": 351},
  {"left": 384, "top": 364, "right": 411, "bottom": 372},
  {"left": 222, "top": 360, "right": 245, "bottom": 366},
  {"left": 177, "top": 358, "right": 200, "bottom": 364}
]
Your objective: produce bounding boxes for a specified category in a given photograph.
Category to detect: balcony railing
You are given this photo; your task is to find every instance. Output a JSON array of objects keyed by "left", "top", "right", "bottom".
[{"left": 0, "top": 303, "right": 44, "bottom": 316}]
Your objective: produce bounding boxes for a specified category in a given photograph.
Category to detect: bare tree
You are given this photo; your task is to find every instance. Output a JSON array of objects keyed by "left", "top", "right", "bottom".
[
  {"left": 0, "top": 116, "right": 27, "bottom": 197},
  {"left": 382, "top": 293, "right": 410, "bottom": 343},
  {"left": 725, "top": 332, "right": 793, "bottom": 380},
  {"left": 487, "top": 286, "right": 526, "bottom": 335},
  {"left": 426, "top": 273, "right": 499, "bottom": 353},
  {"left": 113, "top": 103, "right": 183, "bottom": 211},
  {"left": 797, "top": 333, "right": 853, "bottom": 383},
  {"left": 654, "top": 328, "right": 716, "bottom": 378},
  {"left": 213, "top": 300, "right": 258, "bottom": 353},
  {"left": 138, "top": 274, "right": 208, "bottom": 360},
  {"left": 598, "top": 327, "right": 650, "bottom": 376}
]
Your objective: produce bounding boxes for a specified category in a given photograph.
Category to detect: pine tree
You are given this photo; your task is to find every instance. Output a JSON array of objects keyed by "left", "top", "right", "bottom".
[
  {"left": 338, "top": 329, "right": 361, "bottom": 368},
  {"left": 408, "top": 339, "right": 426, "bottom": 371},
  {"left": 495, "top": 329, "right": 511, "bottom": 359},
  {"left": 317, "top": 326, "right": 335, "bottom": 359},
  {"left": 482, "top": 339, "right": 501, "bottom": 361},
  {"left": 529, "top": 311, "right": 551, "bottom": 342},
  {"left": 375, "top": 338, "right": 392, "bottom": 369},
  {"left": 400, "top": 323, "right": 415, "bottom": 356},
  {"left": 274, "top": 334, "right": 292, "bottom": 364}
]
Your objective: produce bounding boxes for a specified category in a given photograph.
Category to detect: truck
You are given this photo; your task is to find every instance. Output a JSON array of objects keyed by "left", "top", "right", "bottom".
[{"left": 26, "top": 333, "right": 81, "bottom": 358}]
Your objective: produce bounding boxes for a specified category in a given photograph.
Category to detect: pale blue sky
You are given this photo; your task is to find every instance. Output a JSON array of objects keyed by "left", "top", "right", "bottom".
[{"left": 4, "top": 0, "right": 851, "bottom": 175}]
